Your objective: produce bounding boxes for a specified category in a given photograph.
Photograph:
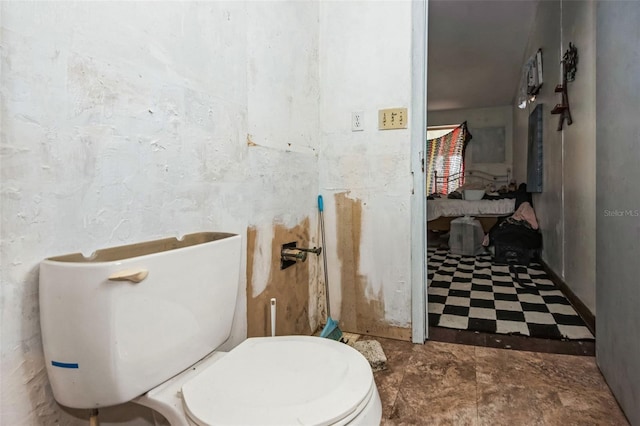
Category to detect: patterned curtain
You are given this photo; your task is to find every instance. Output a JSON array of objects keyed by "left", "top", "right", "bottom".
[{"left": 426, "top": 122, "right": 471, "bottom": 195}]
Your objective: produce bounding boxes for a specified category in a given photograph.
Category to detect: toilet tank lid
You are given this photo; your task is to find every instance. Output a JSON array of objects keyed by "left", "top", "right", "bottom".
[{"left": 181, "top": 336, "right": 374, "bottom": 426}]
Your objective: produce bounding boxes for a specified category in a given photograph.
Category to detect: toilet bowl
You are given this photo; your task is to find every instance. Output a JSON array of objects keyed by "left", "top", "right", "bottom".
[
  {"left": 38, "top": 232, "right": 382, "bottom": 425},
  {"left": 135, "top": 336, "right": 382, "bottom": 425}
]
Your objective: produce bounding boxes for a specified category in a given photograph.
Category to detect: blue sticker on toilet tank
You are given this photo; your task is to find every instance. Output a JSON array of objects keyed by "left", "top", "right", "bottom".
[{"left": 51, "top": 361, "right": 79, "bottom": 369}]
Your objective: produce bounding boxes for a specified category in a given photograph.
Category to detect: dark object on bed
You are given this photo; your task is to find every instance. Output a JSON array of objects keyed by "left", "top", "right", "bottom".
[
  {"left": 484, "top": 183, "right": 531, "bottom": 204},
  {"left": 483, "top": 192, "right": 515, "bottom": 200}
]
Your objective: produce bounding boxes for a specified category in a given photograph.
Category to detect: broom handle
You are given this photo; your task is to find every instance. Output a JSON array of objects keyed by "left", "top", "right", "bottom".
[{"left": 318, "top": 195, "right": 331, "bottom": 318}]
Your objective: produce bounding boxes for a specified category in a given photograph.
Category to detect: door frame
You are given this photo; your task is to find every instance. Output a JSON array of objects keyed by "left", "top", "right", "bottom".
[{"left": 410, "top": 0, "right": 428, "bottom": 343}]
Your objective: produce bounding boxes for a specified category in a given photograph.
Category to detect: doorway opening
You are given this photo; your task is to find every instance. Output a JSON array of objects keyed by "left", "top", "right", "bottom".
[{"left": 421, "top": 0, "right": 594, "bottom": 354}]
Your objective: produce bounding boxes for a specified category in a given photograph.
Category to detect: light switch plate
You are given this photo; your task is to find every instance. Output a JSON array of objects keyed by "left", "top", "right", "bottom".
[
  {"left": 378, "top": 108, "right": 408, "bottom": 130},
  {"left": 352, "top": 111, "right": 364, "bottom": 131}
]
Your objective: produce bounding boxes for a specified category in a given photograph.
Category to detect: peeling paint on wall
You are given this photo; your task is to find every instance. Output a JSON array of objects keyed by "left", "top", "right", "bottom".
[
  {"left": 246, "top": 220, "right": 315, "bottom": 337},
  {"left": 246, "top": 133, "right": 258, "bottom": 147},
  {"left": 1, "top": 1, "right": 321, "bottom": 424},
  {"left": 0, "top": 0, "right": 417, "bottom": 422},
  {"left": 334, "top": 192, "right": 411, "bottom": 341},
  {"left": 318, "top": 0, "right": 414, "bottom": 342}
]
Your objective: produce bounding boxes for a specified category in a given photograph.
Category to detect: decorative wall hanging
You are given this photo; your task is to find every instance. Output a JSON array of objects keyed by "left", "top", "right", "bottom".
[
  {"left": 517, "top": 49, "right": 543, "bottom": 109},
  {"left": 528, "top": 49, "right": 544, "bottom": 97},
  {"left": 551, "top": 43, "right": 578, "bottom": 130}
]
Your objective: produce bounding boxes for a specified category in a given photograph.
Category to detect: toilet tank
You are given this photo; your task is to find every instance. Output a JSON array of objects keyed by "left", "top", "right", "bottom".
[{"left": 39, "top": 232, "right": 241, "bottom": 409}]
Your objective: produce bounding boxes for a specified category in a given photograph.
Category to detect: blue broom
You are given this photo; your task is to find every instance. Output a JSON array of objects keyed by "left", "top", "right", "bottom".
[{"left": 318, "top": 195, "right": 343, "bottom": 341}]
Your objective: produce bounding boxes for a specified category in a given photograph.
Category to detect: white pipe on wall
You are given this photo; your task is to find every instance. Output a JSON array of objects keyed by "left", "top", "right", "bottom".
[{"left": 270, "top": 298, "right": 276, "bottom": 337}]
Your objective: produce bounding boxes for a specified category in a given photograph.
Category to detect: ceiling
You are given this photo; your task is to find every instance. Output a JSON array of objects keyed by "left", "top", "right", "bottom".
[{"left": 427, "top": 0, "right": 539, "bottom": 111}]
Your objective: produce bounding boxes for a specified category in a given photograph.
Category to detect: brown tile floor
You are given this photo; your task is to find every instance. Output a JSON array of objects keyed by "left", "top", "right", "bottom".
[{"left": 372, "top": 337, "right": 629, "bottom": 425}]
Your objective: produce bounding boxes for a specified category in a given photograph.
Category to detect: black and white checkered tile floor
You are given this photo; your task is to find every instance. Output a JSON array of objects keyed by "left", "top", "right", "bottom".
[{"left": 428, "top": 248, "right": 594, "bottom": 340}]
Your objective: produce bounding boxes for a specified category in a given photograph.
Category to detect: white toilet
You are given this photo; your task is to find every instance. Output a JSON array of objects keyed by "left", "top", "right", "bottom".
[{"left": 39, "top": 232, "right": 382, "bottom": 425}]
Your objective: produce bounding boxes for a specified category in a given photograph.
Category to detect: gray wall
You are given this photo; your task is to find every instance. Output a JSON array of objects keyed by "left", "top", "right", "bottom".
[
  {"left": 561, "top": 1, "right": 597, "bottom": 314},
  {"left": 512, "top": 0, "right": 565, "bottom": 279},
  {"left": 512, "top": 0, "right": 597, "bottom": 315},
  {"left": 596, "top": 1, "right": 640, "bottom": 424}
]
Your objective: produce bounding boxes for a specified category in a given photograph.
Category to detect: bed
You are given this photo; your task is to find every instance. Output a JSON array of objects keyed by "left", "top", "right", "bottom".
[{"left": 427, "top": 170, "right": 516, "bottom": 232}]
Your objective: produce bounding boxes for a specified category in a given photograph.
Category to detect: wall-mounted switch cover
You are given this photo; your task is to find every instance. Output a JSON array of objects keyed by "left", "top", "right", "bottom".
[
  {"left": 352, "top": 111, "right": 364, "bottom": 131},
  {"left": 378, "top": 108, "right": 408, "bottom": 130}
]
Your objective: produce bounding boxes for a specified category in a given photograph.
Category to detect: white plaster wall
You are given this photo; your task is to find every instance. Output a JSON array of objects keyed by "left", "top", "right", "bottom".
[
  {"left": 247, "top": 1, "right": 319, "bottom": 156},
  {"left": 318, "top": 1, "right": 413, "bottom": 327},
  {"left": 242, "top": 0, "right": 321, "bottom": 313},
  {"left": 428, "top": 105, "right": 513, "bottom": 178},
  {"left": 1, "top": 1, "right": 319, "bottom": 424},
  {"left": 561, "top": 0, "right": 596, "bottom": 314},
  {"left": 512, "top": 0, "right": 564, "bottom": 276}
]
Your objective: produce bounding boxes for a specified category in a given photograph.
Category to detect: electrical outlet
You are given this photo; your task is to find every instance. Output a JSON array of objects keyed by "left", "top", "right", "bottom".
[
  {"left": 378, "top": 108, "right": 408, "bottom": 130},
  {"left": 352, "top": 111, "right": 364, "bottom": 132}
]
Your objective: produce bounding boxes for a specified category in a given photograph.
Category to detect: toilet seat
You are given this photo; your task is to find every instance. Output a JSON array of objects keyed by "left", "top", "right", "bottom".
[{"left": 181, "top": 336, "right": 375, "bottom": 426}]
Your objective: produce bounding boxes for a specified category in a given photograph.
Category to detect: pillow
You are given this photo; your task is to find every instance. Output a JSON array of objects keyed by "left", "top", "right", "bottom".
[{"left": 512, "top": 202, "right": 539, "bottom": 230}]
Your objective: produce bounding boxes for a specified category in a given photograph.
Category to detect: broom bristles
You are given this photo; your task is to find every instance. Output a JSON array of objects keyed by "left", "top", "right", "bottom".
[{"left": 320, "top": 317, "right": 343, "bottom": 341}]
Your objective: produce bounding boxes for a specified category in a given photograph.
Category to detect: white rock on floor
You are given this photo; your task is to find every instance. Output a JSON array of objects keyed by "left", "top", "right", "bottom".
[{"left": 353, "top": 340, "right": 387, "bottom": 372}]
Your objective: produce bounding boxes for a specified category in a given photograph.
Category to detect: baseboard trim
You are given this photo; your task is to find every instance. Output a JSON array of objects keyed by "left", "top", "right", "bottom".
[{"left": 540, "top": 260, "right": 596, "bottom": 336}]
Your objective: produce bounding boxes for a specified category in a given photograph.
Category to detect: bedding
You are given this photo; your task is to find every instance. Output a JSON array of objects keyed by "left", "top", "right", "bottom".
[
  {"left": 427, "top": 198, "right": 516, "bottom": 222},
  {"left": 426, "top": 169, "right": 520, "bottom": 233}
]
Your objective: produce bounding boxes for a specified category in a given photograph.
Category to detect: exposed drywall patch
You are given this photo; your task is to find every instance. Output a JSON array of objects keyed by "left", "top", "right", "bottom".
[
  {"left": 334, "top": 192, "right": 410, "bottom": 341},
  {"left": 246, "top": 220, "right": 313, "bottom": 337}
]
